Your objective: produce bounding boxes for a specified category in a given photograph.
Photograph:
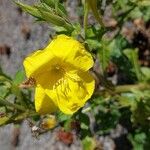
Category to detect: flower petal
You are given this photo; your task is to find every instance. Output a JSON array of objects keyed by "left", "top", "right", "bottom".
[
  {"left": 45, "top": 71, "right": 95, "bottom": 114},
  {"left": 23, "top": 49, "right": 55, "bottom": 78},
  {"left": 23, "top": 35, "right": 94, "bottom": 82},
  {"left": 46, "top": 35, "right": 94, "bottom": 71},
  {"left": 35, "top": 85, "right": 57, "bottom": 114}
]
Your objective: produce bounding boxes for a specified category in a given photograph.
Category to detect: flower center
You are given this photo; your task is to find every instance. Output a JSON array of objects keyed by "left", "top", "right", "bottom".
[
  {"left": 52, "top": 64, "right": 66, "bottom": 90},
  {"left": 52, "top": 63, "right": 65, "bottom": 74},
  {"left": 55, "top": 66, "right": 60, "bottom": 70},
  {"left": 52, "top": 64, "right": 83, "bottom": 99}
]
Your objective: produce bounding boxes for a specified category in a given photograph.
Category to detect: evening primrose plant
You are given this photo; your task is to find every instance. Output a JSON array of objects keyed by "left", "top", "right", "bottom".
[{"left": 0, "top": 0, "right": 150, "bottom": 149}]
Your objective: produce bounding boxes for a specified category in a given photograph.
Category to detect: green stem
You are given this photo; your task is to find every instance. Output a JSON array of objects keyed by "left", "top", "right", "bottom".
[
  {"left": 4, "top": 111, "right": 38, "bottom": 125},
  {"left": 15, "top": 111, "right": 38, "bottom": 121},
  {"left": 84, "top": 0, "right": 89, "bottom": 37},
  {"left": 0, "top": 96, "right": 26, "bottom": 111},
  {"left": 0, "top": 75, "right": 12, "bottom": 83},
  {"left": 94, "top": 83, "right": 150, "bottom": 96},
  {"left": 115, "top": 83, "right": 150, "bottom": 93},
  {"left": 86, "top": 0, "right": 104, "bottom": 27}
]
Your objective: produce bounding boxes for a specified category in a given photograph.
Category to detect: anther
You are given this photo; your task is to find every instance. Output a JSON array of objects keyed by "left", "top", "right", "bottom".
[{"left": 55, "top": 66, "right": 60, "bottom": 70}]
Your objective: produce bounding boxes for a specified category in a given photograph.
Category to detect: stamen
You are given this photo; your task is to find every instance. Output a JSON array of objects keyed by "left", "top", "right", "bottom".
[
  {"left": 55, "top": 66, "right": 60, "bottom": 70},
  {"left": 52, "top": 65, "right": 88, "bottom": 100},
  {"left": 65, "top": 73, "right": 81, "bottom": 82}
]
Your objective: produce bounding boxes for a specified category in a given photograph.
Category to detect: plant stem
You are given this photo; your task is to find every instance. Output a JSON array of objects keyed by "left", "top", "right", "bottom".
[
  {"left": 14, "top": 111, "right": 38, "bottom": 121},
  {"left": 115, "top": 83, "right": 150, "bottom": 93},
  {"left": 0, "top": 96, "right": 26, "bottom": 111},
  {"left": 86, "top": 0, "right": 104, "bottom": 27},
  {"left": 84, "top": 0, "right": 89, "bottom": 37},
  {"left": 94, "top": 83, "right": 150, "bottom": 96}
]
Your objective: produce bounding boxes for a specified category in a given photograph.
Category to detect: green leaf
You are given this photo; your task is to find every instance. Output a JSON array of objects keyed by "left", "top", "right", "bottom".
[
  {"left": 86, "top": 39, "right": 101, "bottom": 50},
  {"left": 13, "top": 70, "right": 25, "bottom": 85},
  {"left": 109, "top": 35, "right": 137, "bottom": 83},
  {"left": 128, "top": 7, "right": 143, "bottom": 19},
  {"left": 15, "top": 1, "right": 73, "bottom": 32},
  {"left": 128, "top": 132, "right": 147, "bottom": 150},
  {"left": 142, "top": 7, "right": 150, "bottom": 21},
  {"left": 123, "top": 48, "right": 142, "bottom": 81},
  {"left": 0, "top": 67, "right": 12, "bottom": 81},
  {"left": 0, "top": 85, "right": 10, "bottom": 99},
  {"left": 98, "top": 39, "right": 111, "bottom": 74},
  {"left": 131, "top": 98, "right": 150, "bottom": 127},
  {"left": 0, "top": 97, "right": 26, "bottom": 112},
  {"left": 0, "top": 74, "right": 12, "bottom": 99},
  {"left": 0, "top": 75, "right": 11, "bottom": 83},
  {"left": 141, "top": 67, "right": 150, "bottom": 82},
  {"left": 40, "top": 0, "right": 67, "bottom": 16},
  {"left": 0, "top": 116, "right": 10, "bottom": 126},
  {"left": 64, "top": 118, "right": 72, "bottom": 131},
  {"left": 57, "top": 111, "right": 71, "bottom": 123},
  {"left": 38, "top": 8, "right": 64, "bottom": 25},
  {"left": 86, "top": 0, "right": 104, "bottom": 26},
  {"left": 15, "top": 2, "right": 43, "bottom": 20},
  {"left": 110, "top": 35, "right": 128, "bottom": 58},
  {"left": 0, "top": 73, "right": 11, "bottom": 99},
  {"left": 37, "top": 7, "right": 73, "bottom": 31},
  {"left": 86, "top": 28, "right": 96, "bottom": 38},
  {"left": 138, "top": 0, "right": 150, "bottom": 6},
  {"left": 117, "top": 94, "right": 137, "bottom": 111},
  {"left": 82, "top": 136, "right": 96, "bottom": 150},
  {"left": 71, "top": 23, "right": 82, "bottom": 38},
  {"left": 79, "top": 113, "right": 90, "bottom": 130}
]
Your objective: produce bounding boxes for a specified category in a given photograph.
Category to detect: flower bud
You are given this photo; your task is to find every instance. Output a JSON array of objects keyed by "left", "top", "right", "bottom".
[{"left": 41, "top": 115, "right": 57, "bottom": 129}]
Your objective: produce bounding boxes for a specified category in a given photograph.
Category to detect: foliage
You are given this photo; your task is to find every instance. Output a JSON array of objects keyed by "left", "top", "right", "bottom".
[{"left": 0, "top": 0, "right": 150, "bottom": 149}]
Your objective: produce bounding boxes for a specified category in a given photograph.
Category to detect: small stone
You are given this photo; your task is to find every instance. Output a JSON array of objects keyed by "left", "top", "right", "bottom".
[
  {"left": 21, "top": 23, "right": 31, "bottom": 40},
  {"left": 0, "top": 44, "right": 11, "bottom": 57}
]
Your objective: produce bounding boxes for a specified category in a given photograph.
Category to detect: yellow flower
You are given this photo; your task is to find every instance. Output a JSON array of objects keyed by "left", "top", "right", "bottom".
[{"left": 23, "top": 35, "right": 95, "bottom": 115}]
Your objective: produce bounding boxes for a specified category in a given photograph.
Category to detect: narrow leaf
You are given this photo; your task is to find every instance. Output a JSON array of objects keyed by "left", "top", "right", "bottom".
[
  {"left": 0, "top": 116, "right": 10, "bottom": 126},
  {"left": 40, "top": 0, "right": 67, "bottom": 17},
  {"left": 123, "top": 49, "right": 142, "bottom": 81},
  {"left": 15, "top": 1, "right": 43, "bottom": 20},
  {"left": 86, "top": 0, "right": 104, "bottom": 27},
  {"left": 98, "top": 40, "right": 111, "bottom": 74}
]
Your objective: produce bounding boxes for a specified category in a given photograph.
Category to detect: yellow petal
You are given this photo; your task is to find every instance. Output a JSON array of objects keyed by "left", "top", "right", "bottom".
[
  {"left": 45, "top": 71, "right": 95, "bottom": 114},
  {"left": 23, "top": 49, "right": 55, "bottom": 78},
  {"left": 34, "top": 67, "right": 64, "bottom": 89},
  {"left": 23, "top": 35, "right": 93, "bottom": 82},
  {"left": 46, "top": 35, "right": 94, "bottom": 71},
  {"left": 35, "top": 85, "right": 57, "bottom": 114}
]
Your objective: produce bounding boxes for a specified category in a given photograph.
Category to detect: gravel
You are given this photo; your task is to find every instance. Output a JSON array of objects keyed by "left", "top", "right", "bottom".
[{"left": 0, "top": 0, "right": 51, "bottom": 76}]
